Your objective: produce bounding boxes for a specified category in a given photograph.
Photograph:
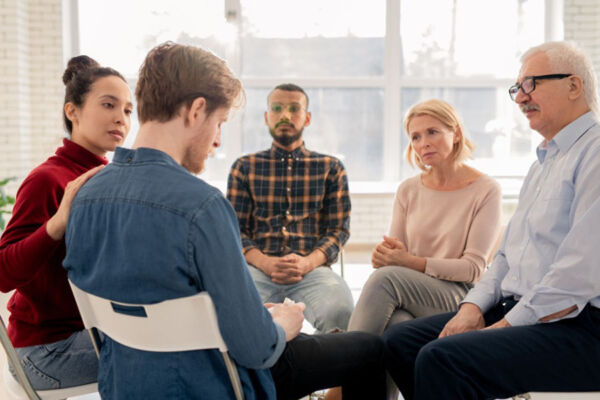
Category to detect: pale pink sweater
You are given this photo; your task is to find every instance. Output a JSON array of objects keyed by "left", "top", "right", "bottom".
[{"left": 389, "top": 174, "right": 502, "bottom": 283}]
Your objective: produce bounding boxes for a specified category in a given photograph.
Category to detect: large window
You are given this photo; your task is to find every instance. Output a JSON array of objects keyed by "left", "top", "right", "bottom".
[{"left": 77, "top": 0, "right": 553, "bottom": 192}]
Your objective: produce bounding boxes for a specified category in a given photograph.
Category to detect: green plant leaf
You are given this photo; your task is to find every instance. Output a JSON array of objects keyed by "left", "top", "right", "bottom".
[
  {"left": 0, "top": 177, "right": 16, "bottom": 187},
  {"left": 0, "top": 176, "right": 17, "bottom": 233}
]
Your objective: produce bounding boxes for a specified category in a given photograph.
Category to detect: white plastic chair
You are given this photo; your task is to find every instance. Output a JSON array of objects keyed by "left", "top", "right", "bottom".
[
  {"left": 0, "top": 314, "right": 98, "bottom": 400},
  {"left": 68, "top": 281, "right": 244, "bottom": 400}
]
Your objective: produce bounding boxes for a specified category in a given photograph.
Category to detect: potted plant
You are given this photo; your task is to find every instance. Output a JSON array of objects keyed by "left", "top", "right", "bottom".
[{"left": 0, "top": 177, "right": 16, "bottom": 232}]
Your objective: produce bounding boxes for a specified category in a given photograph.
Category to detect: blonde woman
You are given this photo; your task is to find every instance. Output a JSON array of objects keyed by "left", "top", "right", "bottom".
[{"left": 348, "top": 99, "right": 502, "bottom": 335}]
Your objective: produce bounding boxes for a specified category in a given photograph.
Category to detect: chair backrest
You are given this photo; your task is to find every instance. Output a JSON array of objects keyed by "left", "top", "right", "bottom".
[
  {"left": 69, "top": 281, "right": 227, "bottom": 353},
  {"left": 68, "top": 281, "right": 243, "bottom": 399}
]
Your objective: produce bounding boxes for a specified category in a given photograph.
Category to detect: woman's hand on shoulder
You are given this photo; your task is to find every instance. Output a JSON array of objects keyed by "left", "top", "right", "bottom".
[{"left": 46, "top": 165, "right": 104, "bottom": 240}]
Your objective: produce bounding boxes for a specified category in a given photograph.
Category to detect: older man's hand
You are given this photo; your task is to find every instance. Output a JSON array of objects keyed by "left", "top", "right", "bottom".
[{"left": 438, "top": 303, "right": 485, "bottom": 338}]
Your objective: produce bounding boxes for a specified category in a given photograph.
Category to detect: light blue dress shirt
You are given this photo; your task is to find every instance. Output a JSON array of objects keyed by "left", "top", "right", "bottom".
[{"left": 464, "top": 111, "right": 600, "bottom": 326}]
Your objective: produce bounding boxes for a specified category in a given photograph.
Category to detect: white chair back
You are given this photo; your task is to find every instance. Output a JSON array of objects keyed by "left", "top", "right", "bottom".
[{"left": 68, "top": 281, "right": 244, "bottom": 400}]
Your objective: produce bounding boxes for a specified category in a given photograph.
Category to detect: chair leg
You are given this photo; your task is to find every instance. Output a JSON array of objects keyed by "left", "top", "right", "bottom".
[
  {"left": 1, "top": 315, "right": 42, "bottom": 400},
  {"left": 222, "top": 352, "right": 244, "bottom": 400}
]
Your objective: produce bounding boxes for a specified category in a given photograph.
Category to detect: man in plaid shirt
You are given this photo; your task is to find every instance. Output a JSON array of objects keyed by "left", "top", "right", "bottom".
[{"left": 227, "top": 83, "right": 354, "bottom": 333}]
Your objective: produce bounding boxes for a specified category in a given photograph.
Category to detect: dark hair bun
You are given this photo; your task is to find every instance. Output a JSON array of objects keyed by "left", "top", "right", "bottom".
[{"left": 62, "top": 55, "right": 100, "bottom": 85}]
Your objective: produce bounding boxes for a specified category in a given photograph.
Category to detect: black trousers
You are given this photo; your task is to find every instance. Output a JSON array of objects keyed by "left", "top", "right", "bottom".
[
  {"left": 382, "top": 299, "right": 600, "bottom": 400},
  {"left": 270, "top": 331, "right": 386, "bottom": 400}
]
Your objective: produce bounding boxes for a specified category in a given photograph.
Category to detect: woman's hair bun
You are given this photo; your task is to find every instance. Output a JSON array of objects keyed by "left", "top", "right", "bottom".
[{"left": 62, "top": 55, "right": 100, "bottom": 85}]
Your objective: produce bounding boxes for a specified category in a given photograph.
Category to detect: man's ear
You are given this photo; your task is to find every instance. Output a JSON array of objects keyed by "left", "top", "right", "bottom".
[
  {"left": 264, "top": 111, "right": 269, "bottom": 126},
  {"left": 304, "top": 111, "right": 311, "bottom": 127},
  {"left": 187, "top": 97, "right": 207, "bottom": 126},
  {"left": 567, "top": 75, "right": 584, "bottom": 101}
]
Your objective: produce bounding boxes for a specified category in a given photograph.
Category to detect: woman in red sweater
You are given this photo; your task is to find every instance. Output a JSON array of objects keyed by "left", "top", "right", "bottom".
[{"left": 0, "top": 56, "right": 132, "bottom": 389}]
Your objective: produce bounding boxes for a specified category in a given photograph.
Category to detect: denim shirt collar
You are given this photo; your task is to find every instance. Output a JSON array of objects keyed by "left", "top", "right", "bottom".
[
  {"left": 113, "top": 147, "right": 187, "bottom": 172},
  {"left": 536, "top": 111, "right": 598, "bottom": 163}
]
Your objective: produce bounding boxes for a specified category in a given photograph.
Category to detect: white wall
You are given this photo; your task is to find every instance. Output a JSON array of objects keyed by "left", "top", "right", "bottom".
[
  {"left": 0, "top": 0, "right": 64, "bottom": 195},
  {"left": 564, "top": 0, "right": 600, "bottom": 68}
]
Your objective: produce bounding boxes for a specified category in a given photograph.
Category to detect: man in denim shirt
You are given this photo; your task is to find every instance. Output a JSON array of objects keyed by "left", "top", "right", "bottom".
[
  {"left": 64, "top": 42, "right": 385, "bottom": 400},
  {"left": 383, "top": 41, "right": 600, "bottom": 399}
]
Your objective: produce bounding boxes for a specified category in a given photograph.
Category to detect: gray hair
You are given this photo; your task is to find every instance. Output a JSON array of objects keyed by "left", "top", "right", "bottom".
[{"left": 521, "top": 41, "right": 599, "bottom": 116}]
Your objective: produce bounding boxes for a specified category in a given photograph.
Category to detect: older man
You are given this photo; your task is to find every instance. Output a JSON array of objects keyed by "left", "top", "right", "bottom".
[{"left": 383, "top": 41, "right": 600, "bottom": 399}]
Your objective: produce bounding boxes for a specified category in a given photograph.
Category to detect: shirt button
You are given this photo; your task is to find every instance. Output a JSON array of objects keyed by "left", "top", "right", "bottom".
[
  {"left": 282, "top": 227, "right": 287, "bottom": 232},
  {"left": 287, "top": 187, "right": 291, "bottom": 192},
  {"left": 287, "top": 166, "right": 292, "bottom": 171},
  {"left": 281, "top": 158, "right": 285, "bottom": 162},
  {"left": 286, "top": 210, "right": 290, "bottom": 215}
]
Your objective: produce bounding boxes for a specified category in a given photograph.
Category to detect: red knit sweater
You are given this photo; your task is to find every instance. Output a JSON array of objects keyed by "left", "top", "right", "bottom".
[{"left": 0, "top": 139, "right": 107, "bottom": 347}]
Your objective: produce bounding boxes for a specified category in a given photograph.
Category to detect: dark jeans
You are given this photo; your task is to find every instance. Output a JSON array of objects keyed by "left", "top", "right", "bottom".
[
  {"left": 383, "top": 299, "right": 600, "bottom": 400},
  {"left": 271, "top": 331, "right": 386, "bottom": 400}
]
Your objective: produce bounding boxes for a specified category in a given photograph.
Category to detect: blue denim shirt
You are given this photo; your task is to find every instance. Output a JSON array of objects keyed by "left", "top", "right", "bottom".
[
  {"left": 64, "top": 147, "right": 286, "bottom": 399},
  {"left": 464, "top": 112, "right": 600, "bottom": 326}
]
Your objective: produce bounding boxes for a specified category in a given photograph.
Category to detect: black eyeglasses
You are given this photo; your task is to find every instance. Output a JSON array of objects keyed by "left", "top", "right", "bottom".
[{"left": 508, "top": 74, "right": 572, "bottom": 101}]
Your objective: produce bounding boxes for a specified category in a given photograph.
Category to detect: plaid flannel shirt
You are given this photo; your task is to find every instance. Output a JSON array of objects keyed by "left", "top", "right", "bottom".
[{"left": 227, "top": 143, "right": 351, "bottom": 265}]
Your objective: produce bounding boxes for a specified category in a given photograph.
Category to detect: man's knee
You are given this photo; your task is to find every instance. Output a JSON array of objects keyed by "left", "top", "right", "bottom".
[
  {"left": 382, "top": 322, "right": 411, "bottom": 360},
  {"left": 416, "top": 339, "right": 458, "bottom": 375},
  {"left": 318, "top": 297, "right": 353, "bottom": 331}
]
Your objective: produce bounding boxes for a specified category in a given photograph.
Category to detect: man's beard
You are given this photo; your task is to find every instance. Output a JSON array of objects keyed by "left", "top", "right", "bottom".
[
  {"left": 181, "top": 145, "right": 205, "bottom": 175},
  {"left": 269, "top": 121, "right": 304, "bottom": 147}
]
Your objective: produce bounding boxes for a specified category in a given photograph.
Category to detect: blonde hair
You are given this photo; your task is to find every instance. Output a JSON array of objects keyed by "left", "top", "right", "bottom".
[{"left": 404, "top": 99, "right": 474, "bottom": 171}]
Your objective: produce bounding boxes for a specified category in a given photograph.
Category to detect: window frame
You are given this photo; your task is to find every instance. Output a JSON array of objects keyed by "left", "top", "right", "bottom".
[{"left": 69, "top": 0, "right": 564, "bottom": 193}]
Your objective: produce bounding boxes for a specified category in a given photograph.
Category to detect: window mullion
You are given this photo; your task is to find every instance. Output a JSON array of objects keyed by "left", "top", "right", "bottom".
[{"left": 384, "top": 0, "right": 402, "bottom": 182}]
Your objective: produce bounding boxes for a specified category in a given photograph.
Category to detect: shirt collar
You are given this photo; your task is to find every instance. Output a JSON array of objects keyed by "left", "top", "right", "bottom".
[
  {"left": 113, "top": 146, "right": 185, "bottom": 171},
  {"left": 536, "top": 111, "right": 598, "bottom": 163},
  {"left": 57, "top": 138, "right": 108, "bottom": 168},
  {"left": 269, "top": 142, "right": 309, "bottom": 159}
]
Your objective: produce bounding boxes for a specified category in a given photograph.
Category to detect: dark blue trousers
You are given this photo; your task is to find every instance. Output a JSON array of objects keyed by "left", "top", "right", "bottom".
[{"left": 383, "top": 299, "right": 600, "bottom": 400}]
